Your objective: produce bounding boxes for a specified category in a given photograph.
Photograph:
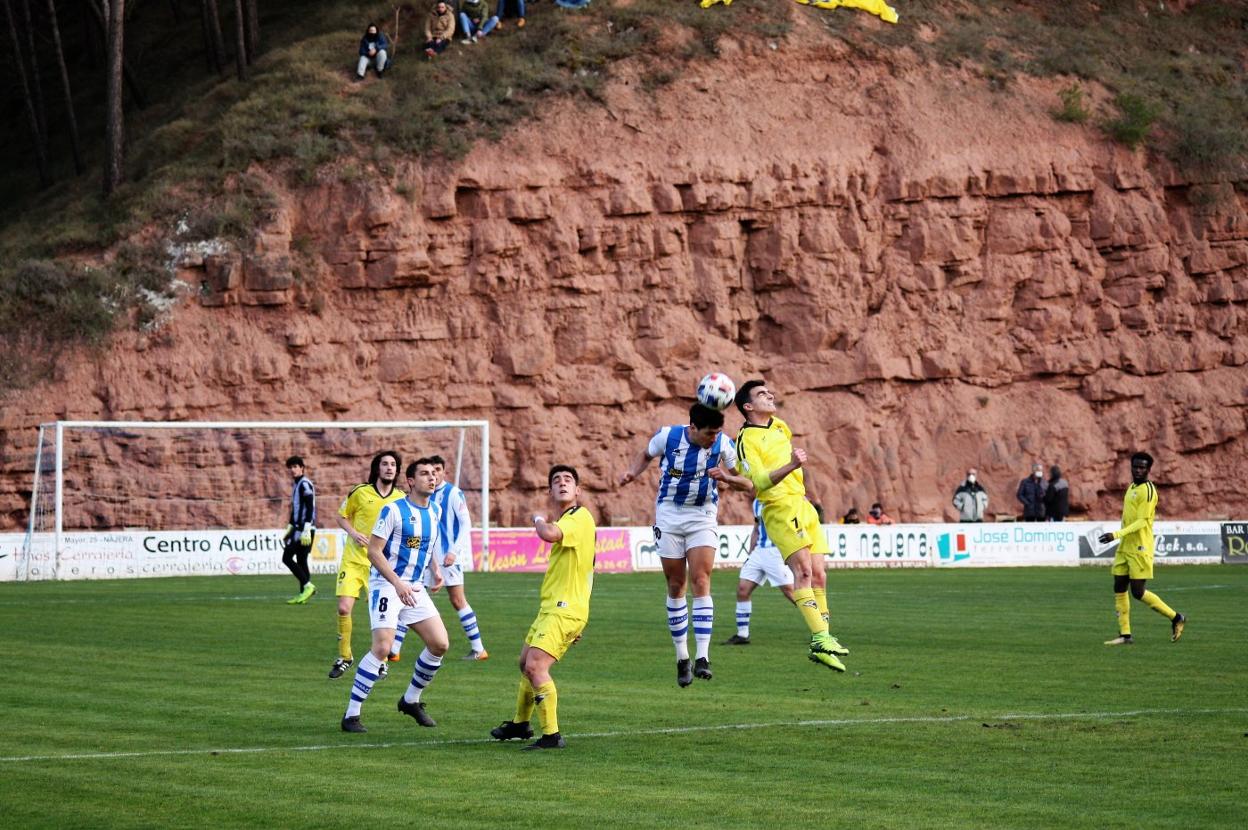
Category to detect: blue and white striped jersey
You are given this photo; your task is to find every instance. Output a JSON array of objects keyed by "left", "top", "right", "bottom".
[
  {"left": 752, "top": 499, "right": 776, "bottom": 551},
  {"left": 646, "top": 426, "right": 739, "bottom": 509},
  {"left": 432, "top": 481, "right": 472, "bottom": 558},
  {"left": 370, "top": 498, "right": 441, "bottom": 582}
]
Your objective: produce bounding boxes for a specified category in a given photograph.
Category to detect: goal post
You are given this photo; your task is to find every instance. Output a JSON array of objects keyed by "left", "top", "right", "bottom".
[{"left": 21, "top": 420, "right": 491, "bottom": 581}]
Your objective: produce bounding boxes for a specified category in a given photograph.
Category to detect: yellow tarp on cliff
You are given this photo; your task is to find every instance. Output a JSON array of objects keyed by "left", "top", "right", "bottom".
[{"left": 794, "top": 0, "right": 899, "bottom": 25}]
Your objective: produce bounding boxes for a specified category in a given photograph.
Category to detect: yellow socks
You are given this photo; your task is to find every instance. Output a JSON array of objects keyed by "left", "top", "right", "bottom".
[
  {"left": 792, "top": 588, "right": 828, "bottom": 635},
  {"left": 813, "top": 587, "right": 830, "bottom": 625},
  {"left": 1114, "top": 592, "right": 1131, "bottom": 636},
  {"left": 514, "top": 675, "right": 536, "bottom": 724},
  {"left": 1141, "top": 591, "right": 1177, "bottom": 621},
  {"left": 336, "top": 613, "right": 352, "bottom": 660},
  {"left": 534, "top": 681, "right": 559, "bottom": 736}
]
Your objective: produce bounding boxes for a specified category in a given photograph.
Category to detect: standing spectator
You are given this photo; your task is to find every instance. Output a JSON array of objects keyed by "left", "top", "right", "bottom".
[
  {"left": 840, "top": 507, "right": 861, "bottom": 524},
  {"left": 866, "top": 502, "right": 894, "bottom": 525},
  {"left": 424, "top": 2, "right": 456, "bottom": 57},
  {"left": 952, "top": 468, "right": 989, "bottom": 523},
  {"left": 1016, "top": 462, "right": 1048, "bottom": 521},
  {"left": 497, "top": 0, "right": 526, "bottom": 28},
  {"left": 1045, "top": 465, "right": 1070, "bottom": 522},
  {"left": 356, "top": 24, "right": 390, "bottom": 79},
  {"left": 459, "top": 0, "right": 499, "bottom": 43}
]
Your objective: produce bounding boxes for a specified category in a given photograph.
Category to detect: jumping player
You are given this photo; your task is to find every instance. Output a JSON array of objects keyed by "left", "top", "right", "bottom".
[
  {"left": 618, "top": 403, "right": 752, "bottom": 687},
  {"left": 734, "top": 380, "right": 848, "bottom": 670}
]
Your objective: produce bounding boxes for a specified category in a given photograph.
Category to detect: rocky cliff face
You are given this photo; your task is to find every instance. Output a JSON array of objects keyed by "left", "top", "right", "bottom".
[{"left": 2, "top": 28, "right": 1246, "bottom": 531}]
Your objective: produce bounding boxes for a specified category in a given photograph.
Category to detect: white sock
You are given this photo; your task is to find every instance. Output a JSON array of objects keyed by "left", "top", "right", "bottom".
[
  {"left": 458, "top": 605, "right": 484, "bottom": 653},
  {"left": 403, "top": 648, "right": 444, "bottom": 703},
  {"left": 390, "top": 624, "right": 408, "bottom": 657},
  {"left": 736, "top": 600, "right": 752, "bottom": 637},
  {"left": 345, "top": 652, "right": 383, "bottom": 718},
  {"left": 666, "top": 597, "right": 689, "bottom": 661},
  {"left": 692, "top": 595, "right": 714, "bottom": 660}
]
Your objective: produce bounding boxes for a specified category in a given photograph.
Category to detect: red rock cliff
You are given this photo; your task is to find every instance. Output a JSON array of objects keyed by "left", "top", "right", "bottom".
[{"left": 2, "top": 29, "right": 1246, "bottom": 531}]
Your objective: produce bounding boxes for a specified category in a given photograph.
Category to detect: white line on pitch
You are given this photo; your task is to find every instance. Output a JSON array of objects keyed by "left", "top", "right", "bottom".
[{"left": 2, "top": 706, "right": 1245, "bottom": 765}]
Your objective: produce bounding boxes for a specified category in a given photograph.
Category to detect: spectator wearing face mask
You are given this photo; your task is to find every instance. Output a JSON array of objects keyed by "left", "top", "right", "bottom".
[
  {"left": 865, "top": 502, "right": 894, "bottom": 525},
  {"left": 952, "top": 469, "right": 989, "bottom": 523},
  {"left": 1016, "top": 462, "right": 1048, "bottom": 522},
  {"left": 1045, "top": 465, "right": 1070, "bottom": 522}
]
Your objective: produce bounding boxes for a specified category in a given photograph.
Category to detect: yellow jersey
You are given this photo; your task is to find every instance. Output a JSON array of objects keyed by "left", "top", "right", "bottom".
[
  {"left": 338, "top": 483, "right": 406, "bottom": 567},
  {"left": 538, "top": 505, "right": 597, "bottom": 621},
  {"left": 1113, "top": 481, "right": 1157, "bottom": 556},
  {"left": 735, "top": 416, "right": 806, "bottom": 504}
]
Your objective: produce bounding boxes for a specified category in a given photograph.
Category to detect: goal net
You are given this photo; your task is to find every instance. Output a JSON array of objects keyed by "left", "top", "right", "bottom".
[{"left": 20, "top": 420, "right": 490, "bottom": 581}]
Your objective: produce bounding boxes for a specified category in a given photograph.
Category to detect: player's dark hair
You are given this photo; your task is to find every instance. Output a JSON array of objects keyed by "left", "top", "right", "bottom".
[
  {"left": 429, "top": 454, "right": 446, "bottom": 467},
  {"left": 689, "top": 403, "right": 725, "bottom": 430},
  {"left": 286, "top": 456, "right": 304, "bottom": 468},
  {"left": 368, "top": 451, "right": 401, "bottom": 487},
  {"left": 735, "top": 379, "right": 766, "bottom": 417},
  {"left": 549, "top": 464, "right": 579, "bottom": 487},
  {"left": 1130, "top": 451, "right": 1154, "bottom": 468},
  {"left": 406, "top": 458, "right": 437, "bottom": 478}
]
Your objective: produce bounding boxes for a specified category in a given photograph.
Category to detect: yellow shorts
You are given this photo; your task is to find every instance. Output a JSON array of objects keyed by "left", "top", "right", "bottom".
[
  {"left": 761, "top": 497, "right": 828, "bottom": 559},
  {"left": 524, "top": 612, "right": 586, "bottom": 661},
  {"left": 1111, "top": 548, "right": 1154, "bottom": 580},
  {"left": 336, "top": 555, "right": 370, "bottom": 598}
]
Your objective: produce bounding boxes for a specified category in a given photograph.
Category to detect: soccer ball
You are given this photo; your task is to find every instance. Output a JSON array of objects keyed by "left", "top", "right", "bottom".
[{"left": 696, "top": 372, "right": 736, "bottom": 411}]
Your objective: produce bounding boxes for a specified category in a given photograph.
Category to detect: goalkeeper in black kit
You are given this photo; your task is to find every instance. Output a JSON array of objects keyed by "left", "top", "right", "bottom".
[{"left": 282, "top": 455, "right": 318, "bottom": 604}]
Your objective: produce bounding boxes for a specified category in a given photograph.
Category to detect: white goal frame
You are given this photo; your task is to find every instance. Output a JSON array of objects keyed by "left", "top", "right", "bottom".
[{"left": 24, "top": 419, "right": 491, "bottom": 579}]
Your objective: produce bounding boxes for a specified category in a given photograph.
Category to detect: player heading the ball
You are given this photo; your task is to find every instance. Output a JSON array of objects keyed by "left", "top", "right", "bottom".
[{"left": 619, "top": 402, "right": 753, "bottom": 687}]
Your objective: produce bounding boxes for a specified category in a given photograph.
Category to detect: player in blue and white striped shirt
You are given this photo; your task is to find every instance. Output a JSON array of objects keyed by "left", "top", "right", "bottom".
[
  {"left": 725, "top": 498, "right": 796, "bottom": 645},
  {"left": 341, "top": 459, "right": 450, "bottom": 734},
  {"left": 618, "top": 404, "right": 753, "bottom": 687},
  {"left": 413, "top": 455, "right": 488, "bottom": 661}
]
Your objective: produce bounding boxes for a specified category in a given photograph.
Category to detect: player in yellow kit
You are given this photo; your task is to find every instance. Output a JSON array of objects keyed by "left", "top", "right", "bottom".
[
  {"left": 1098, "top": 451, "right": 1186, "bottom": 645},
  {"left": 733, "top": 380, "right": 848, "bottom": 671},
  {"left": 329, "top": 451, "right": 406, "bottom": 678},
  {"left": 490, "top": 465, "right": 597, "bottom": 750}
]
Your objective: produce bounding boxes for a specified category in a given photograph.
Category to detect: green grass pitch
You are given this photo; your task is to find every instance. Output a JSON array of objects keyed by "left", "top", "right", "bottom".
[{"left": 2, "top": 566, "right": 1245, "bottom": 829}]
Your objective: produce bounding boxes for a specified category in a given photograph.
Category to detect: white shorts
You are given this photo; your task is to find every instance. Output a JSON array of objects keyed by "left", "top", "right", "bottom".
[
  {"left": 423, "top": 559, "right": 464, "bottom": 588},
  {"left": 739, "top": 546, "right": 794, "bottom": 588},
  {"left": 368, "top": 575, "right": 439, "bottom": 631},
  {"left": 654, "top": 502, "right": 720, "bottom": 560}
]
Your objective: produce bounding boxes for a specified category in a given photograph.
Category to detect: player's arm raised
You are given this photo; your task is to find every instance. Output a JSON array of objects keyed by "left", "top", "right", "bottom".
[
  {"left": 533, "top": 512, "right": 564, "bottom": 544},
  {"left": 366, "top": 532, "right": 419, "bottom": 606},
  {"left": 617, "top": 445, "right": 654, "bottom": 487}
]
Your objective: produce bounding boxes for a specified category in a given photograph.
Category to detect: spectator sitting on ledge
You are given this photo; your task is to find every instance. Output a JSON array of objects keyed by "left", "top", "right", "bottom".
[
  {"left": 840, "top": 507, "right": 861, "bottom": 525},
  {"left": 460, "top": 0, "right": 499, "bottom": 42},
  {"left": 424, "top": 2, "right": 455, "bottom": 58},
  {"left": 356, "top": 24, "right": 389, "bottom": 80},
  {"left": 866, "top": 502, "right": 894, "bottom": 525},
  {"left": 496, "top": 0, "right": 527, "bottom": 27}
]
